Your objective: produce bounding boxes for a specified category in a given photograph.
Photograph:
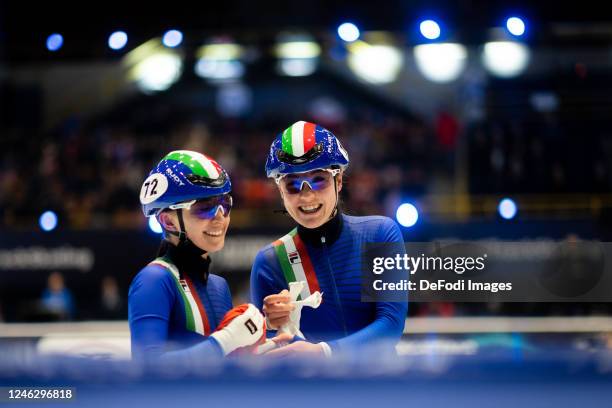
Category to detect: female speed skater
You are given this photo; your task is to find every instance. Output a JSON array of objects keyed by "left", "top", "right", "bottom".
[
  {"left": 129, "top": 150, "right": 265, "bottom": 361},
  {"left": 250, "top": 121, "right": 408, "bottom": 357}
]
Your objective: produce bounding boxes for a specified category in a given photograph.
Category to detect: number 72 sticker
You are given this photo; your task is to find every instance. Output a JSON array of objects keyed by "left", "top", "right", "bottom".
[{"left": 140, "top": 173, "right": 169, "bottom": 205}]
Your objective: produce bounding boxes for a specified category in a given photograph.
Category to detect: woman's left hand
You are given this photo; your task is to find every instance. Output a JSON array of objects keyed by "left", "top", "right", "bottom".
[
  {"left": 264, "top": 341, "right": 324, "bottom": 357},
  {"left": 269, "top": 332, "right": 295, "bottom": 347}
]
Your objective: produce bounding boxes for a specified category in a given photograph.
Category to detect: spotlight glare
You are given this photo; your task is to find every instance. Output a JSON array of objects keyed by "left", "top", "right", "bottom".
[
  {"left": 149, "top": 216, "right": 163, "bottom": 234},
  {"left": 39, "top": 211, "right": 58, "bottom": 232},
  {"left": 414, "top": 43, "right": 467, "bottom": 83},
  {"left": 420, "top": 20, "right": 441, "bottom": 40},
  {"left": 277, "top": 59, "right": 317, "bottom": 77},
  {"left": 498, "top": 198, "right": 517, "bottom": 220},
  {"left": 506, "top": 17, "right": 526, "bottom": 36},
  {"left": 195, "top": 59, "right": 245, "bottom": 81},
  {"left": 482, "top": 41, "right": 530, "bottom": 78},
  {"left": 46, "top": 33, "right": 63, "bottom": 52},
  {"left": 347, "top": 42, "right": 403, "bottom": 84},
  {"left": 275, "top": 41, "right": 321, "bottom": 59},
  {"left": 337, "top": 22, "right": 360, "bottom": 42},
  {"left": 396, "top": 203, "right": 419, "bottom": 228},
  {"left": 109, "top": 31, "right": 128, "bottom": 50},
  {"left": 194, "top": 42, "right": 245, "bottom": 82},
  {"left": 132, "top": 52, "right": 183, "bottom": 92},
  {"left": 162, "top": 30, "right": 183, "bottom": 48}
]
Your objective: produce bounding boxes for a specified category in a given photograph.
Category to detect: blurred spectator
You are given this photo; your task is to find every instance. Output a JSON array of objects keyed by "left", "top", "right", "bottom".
[
  {"left": 99, "top": 276, "right": 125, "bottom": 319},
  {"left": 435, "top": 109, "right": 460, "bottom": 174},
  {"left": 40, "top": 272, "right": 75, "bottom": 321}
]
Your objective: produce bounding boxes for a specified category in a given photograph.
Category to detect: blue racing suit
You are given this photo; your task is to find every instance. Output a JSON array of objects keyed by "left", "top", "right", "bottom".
[
  {"left": 250, "top": 212, "right": 407, "bottom": 354},
  {"left": 128, "top": 241, "right": 232, "bottom": 360}
]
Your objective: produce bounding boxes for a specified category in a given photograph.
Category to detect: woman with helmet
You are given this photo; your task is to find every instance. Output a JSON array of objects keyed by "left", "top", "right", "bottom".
[
  {"left": 250, "top": 121, "right": 408, "bottom": 357},
  {"left": 129, "top": 150, "right": 265, "bottom": 361}
]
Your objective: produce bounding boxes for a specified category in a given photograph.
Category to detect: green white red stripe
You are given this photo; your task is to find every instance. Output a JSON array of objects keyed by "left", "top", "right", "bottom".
[
  {"left": 272, "top": 228, "right": 320, "bottom": 300},
  {"left": 281, "top": 121, "right": 317, "bottom": 157},
  {"left": 150, "top": 257, "right": 211, "bottom": 336},
  {"left": 164, "top": 150, "right": 221, "bottom": 179}
]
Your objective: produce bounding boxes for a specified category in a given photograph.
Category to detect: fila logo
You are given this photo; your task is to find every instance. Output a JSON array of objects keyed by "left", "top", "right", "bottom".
[
  {"left": 179, "top": 280, "right": 190, "bottom": 293},
  {"left": 244, "top": 319, "right": 257, "bottom": 335},
  {"left": 287, "top": 251, "right": 301, "bottom": 265}
]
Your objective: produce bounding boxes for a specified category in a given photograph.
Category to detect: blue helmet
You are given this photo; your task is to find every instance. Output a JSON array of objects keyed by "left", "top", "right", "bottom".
[
  {"left": 265, "top": 121, "right": 349, "bottom": 179},
  {"left": 140, "top": 150, "right": 231, "bottom": 217}
]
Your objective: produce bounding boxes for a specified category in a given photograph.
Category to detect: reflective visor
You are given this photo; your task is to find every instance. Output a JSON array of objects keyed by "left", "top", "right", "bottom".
[
  {"left": 189, "top": 194, "right": 233, "bottom": 219},
  {"left": 278, "top": 170, "right": 335, "bottom": 195}
]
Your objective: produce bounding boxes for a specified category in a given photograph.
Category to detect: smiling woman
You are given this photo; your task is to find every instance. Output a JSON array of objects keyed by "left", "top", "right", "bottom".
[
  {"left": 276, "top": 168, "right": 340, "bottom": 229},
  {"left": 129, "top": 150, "right": 265, "bottom": 361},
  {"left": 250, "top": 121, "right": 408, "bottom": 358}
]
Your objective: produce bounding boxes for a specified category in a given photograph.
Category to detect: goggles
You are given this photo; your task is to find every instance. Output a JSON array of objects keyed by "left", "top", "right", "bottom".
[
  {"left": 169, "top": 194, "right": 233, "bottom": 219},
  {"left": 275, "top": 169, "right": 339, "bottom": 195}
]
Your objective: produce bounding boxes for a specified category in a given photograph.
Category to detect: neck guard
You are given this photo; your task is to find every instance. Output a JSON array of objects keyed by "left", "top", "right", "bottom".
[
  {"left": 159, "top": 240, "right": 211, "bottom": 283},
  {"left": 297, "top": 211, "right": 343, "bottom": 247}
]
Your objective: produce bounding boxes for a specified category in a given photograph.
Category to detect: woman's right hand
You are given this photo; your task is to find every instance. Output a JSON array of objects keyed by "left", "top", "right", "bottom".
[
  {"left": 210, "top": 304, "right": 265, "bottom": 356},
  {"left": 263, "top": 289, "right": 295, "bottom": 329}
]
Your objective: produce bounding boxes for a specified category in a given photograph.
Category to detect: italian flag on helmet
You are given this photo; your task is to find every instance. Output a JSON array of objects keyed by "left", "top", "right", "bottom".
[
  {"left": 163, "top": 150, "right": 223, "bottom": 180},
  {"left": 281, "top": 121, "right": 317, "bottom": 157},
  {"left": 266, "top": 120, "right": 349, "bottom": 179},
  {"left": 140, "top": 150, "right": 231, "bottom": 217}
]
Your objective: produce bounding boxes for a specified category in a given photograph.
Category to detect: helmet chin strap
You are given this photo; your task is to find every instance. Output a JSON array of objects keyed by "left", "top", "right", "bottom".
[
  {"left": 176, "top": 209, "right": 188, "bottom": 245},
  {"left": 329, "top": 173, "right": 340, "bottom": 220},
  {"left": 163, "top": 210, "right": 206, "bottom": 255}
]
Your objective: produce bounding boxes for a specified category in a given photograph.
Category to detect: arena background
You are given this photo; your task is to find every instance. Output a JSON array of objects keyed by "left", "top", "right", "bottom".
[{"left": 1, "top": 1, "right": 612, "bottom": 405}]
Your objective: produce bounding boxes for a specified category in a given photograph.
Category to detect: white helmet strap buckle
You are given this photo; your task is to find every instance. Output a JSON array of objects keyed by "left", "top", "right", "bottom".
[{"left": 169, "top": 200, "right": 197, "bottom": 211}]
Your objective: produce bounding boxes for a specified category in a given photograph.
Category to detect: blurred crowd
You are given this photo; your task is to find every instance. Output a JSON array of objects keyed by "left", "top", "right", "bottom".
[
  {"left": 0, "top": 271, "right": 126, "bottom": 322},
  {"left": 0, "top": 106, "right": 436, "bottom": 230},
  {"left": 2, "top": 100, "right": 611, "bottom": 231},
  {"left": 468, "top": 113, "right": 612, "bottom": 195}
]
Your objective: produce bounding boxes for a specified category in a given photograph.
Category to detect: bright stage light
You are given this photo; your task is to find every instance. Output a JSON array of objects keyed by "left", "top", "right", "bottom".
[
  {"left": 338, "top": 22, "right": 360, "bottom": 42},
  {"left": 414, "top": 43, "right": 467, "bottom": 83},
  {"left": 482, "top": 41, "right": 530, "bottom": 78},
  {"left": 396, "top": 203, "right": 419, "bottom": 227},
  {"left": 420, "top": 20, "right": 441, "bottom": 40},
  {"left": 109, "top": 31, "right": 128, "bottom": 50}
]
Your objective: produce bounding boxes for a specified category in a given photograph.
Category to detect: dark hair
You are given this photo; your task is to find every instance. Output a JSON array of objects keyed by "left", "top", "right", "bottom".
[{"left": 336, "top": 170, "right": 352, "bottom": 215}]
